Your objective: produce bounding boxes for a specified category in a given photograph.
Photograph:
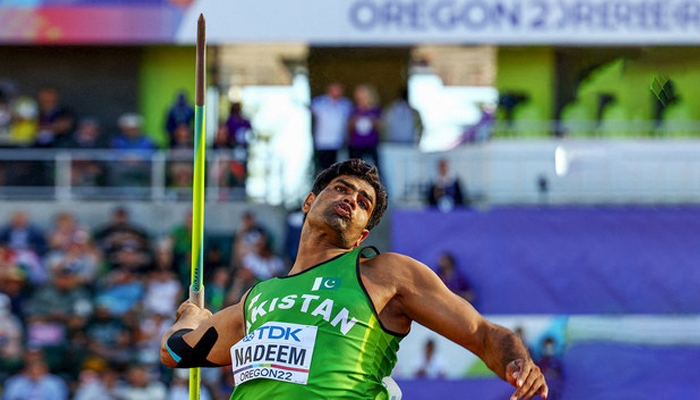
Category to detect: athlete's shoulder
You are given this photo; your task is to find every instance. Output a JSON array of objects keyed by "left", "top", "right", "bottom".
[{"left": 365, "top": 251, "right": 424, "bottom": 271}]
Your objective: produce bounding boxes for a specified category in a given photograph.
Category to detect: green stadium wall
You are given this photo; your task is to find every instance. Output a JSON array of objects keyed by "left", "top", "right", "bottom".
[
  {"left": 139, "top": 46, "right": 196, "bottom": 147},
  {"left": 495, "top": 47, "right": 555, "bottom": 137},
  {"left": 496, "top": 46, "right": 700, "bottom": 137}
]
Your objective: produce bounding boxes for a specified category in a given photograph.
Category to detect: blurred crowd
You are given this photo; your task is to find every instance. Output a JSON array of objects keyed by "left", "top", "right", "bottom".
[
  {"left": 0, "top": 207, "right": 288, "bottom": 400},
  {"left": 0, "top": 86, "right": 250, "bottom": 191},
  {"left": 310, "top": 82, "right": 423, "bottom": 172}
]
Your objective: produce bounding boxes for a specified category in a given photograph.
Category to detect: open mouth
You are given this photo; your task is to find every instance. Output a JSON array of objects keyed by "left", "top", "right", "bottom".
[{"left": 335, "top": 203, "right": 352, "bottom": 219}]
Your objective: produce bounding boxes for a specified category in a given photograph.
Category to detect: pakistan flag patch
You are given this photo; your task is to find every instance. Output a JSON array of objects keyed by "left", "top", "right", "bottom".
[{"left": 311, "top": 277, "right": 342, "bottom": 291}]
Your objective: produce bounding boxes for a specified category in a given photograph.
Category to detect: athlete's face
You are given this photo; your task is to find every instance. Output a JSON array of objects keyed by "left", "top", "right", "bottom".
[{"left": 303, "top": 175, "right": 375, "bottom": 248}]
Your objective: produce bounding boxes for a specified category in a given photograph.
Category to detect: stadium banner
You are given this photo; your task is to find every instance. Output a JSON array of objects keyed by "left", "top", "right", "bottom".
[
  {"left": 0, "top": 1, "right": 183, "bottom": 44},
  {"left": 179, "top": 0, "right": 700, "bottom": 45},
  {"left": 2, "top": 0, "right": 700, "bottom": 45}
]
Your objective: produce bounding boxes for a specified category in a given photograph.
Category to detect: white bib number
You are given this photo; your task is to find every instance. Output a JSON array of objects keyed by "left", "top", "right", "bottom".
[{"left": 231, "top": 322, "right": 318, "bottom": 386}]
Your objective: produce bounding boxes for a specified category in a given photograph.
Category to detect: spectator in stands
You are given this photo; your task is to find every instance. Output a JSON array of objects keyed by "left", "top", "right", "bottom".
[
  {"left": 0, "top": 264, "right": 29, "bottom": 317},
  {"left": 348, "top": 84, "right": 382, "bottom": 167},
  {"left": 284, "top": 208, "right": 305, "bottom": 263},
  {"left": 101, "top": 324, "right": 138, "bottom": 373},
  {"left": 116, "top": 364, "right": 167, "bottom": 400},
  {"left": 47, "top": 212, "right": 81, "bottom": 252},
  {"left": 0, "top": 247, "right": 45, "bottom": 289},
  {"left": 311, "top": 82, "right": 353, "bottom": 170},
  {"left": 230, "top": 211, "right": 267, "bottom": 269},
  {"left": 110, "top": 241, "right": 152, "bottom": 275},
  {"left": 73, "top": 368, "right": 114, "bottom": 400},
  {"left": 435, "top": 252, "right": 475, "bottom": 303},
  {"left": 74, "top": 366, "right": 126, "bottom": 400},
  {"left": 136, "top": 312, "right": 171, "bottom": 366},
  {"left": 212, "top": 366, "right": 235, "bottom": 400},
  {"left": 427, "top": 158, "right": 467, "bottom": 212},
  {"left": 95, "top": 207, "right": 151, "bottom": 271},
  {"left": 229, "top": 240, "right": 284, "bottom": 302},
  {"left": 103, "top": 367, "right": 127, "bottom": 398},
  {"left": 70, "top": 117, "right": 110, "bottom": 149},
  {"left": 168, "top": 210, "right": 192, "bottom": 257},
  {"left": 168, "top": 211, "right": 196, "bottom": 287},
  {"left": 61, "top": 330, "right": 91, "bottom": 380},
  {"left": 7, "top": 96, "right": 39, "bottom": 147},
  {"left": 212, "top": 121, "right": 247, "bottom": 191},
  {"left": 0, "top": 88, "right": 11, "bottom": 139},
  {"left": 45, "top": 228, "right": 101, "bottom": 288},
  {"left": 170, "top": 123, "right": 193, "bottom": 149},
  {"left": 112, "top": 113, "right": 156, "bottom": 151},
  {"left": 152, "top": 237, "right": 177, "bottom": 274},
  {"left": 35, "top": 86, "right": 76, "bottom": 148},
  {"left": 2, "top": 351, "right": 69, "bottom": 400},
  {"left": 204, "top": 244, "right": 228, "bottom": 275},
  {"left": 213, "top": 122, "right": 230, "bottom": 149},
  {"left": 167, "top": 124, "right": 194, "bottom": 193},
  {"left": 84, "top": 304, "right": 131, "bottom": 365},
  {"left": 111, "top": 113, "right": 156, "bottom": 187},
  {"left": 225, "top": 102, "right": 252, "bottom": 150},
  {"left": 221, "top": 102, "right": 252, "bottom": 188},
  {"left": 165, "top": 92, "right": 195, "bottom": 145},
  {"left": 536, "top": 337, "right": 564, "bottom": 400},
  {"left": 240, "top": 240, "right": 285, "bottom": 282},
  {"left": 0, "top": 211, "right": 47, "bottom": 256},
  {"left": 25, "top": 263, "right": 92, "bottom": 351},
  {"left": 412, "top": 339, "right": 447, "bottom": 379},
  {"left": 206, "top": 267, "right": 231, "bottom": 311},
  {"left": 142, "top": 263, "right": 181, "bottom": 318},
  {"left": 0, "top": 293, "right": 23, "bottom": 379},
  {"left": 94, "top": 269, "right": 144, "bottom": 317},
  {"left": 0, "top": 212, "right": 47, "bottom": 286},
  {"left": 68, "top": 118, "right": 110, "bottom": 188},
  {"left": 382, "top": 87, "right": 422, "bottom": 146}
]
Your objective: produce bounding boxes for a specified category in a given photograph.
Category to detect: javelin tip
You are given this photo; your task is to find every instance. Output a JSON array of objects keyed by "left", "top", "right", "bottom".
[
  {"left": 195, "top": 13, "right": 206, "bottom": 107},
  {"left": 197, "top": 14, "right": 207, "bottom": 40}
]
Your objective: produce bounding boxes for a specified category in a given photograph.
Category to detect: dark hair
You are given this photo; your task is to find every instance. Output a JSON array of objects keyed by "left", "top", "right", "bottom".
[{"left": 311, "top": 159, "right": 387, "bottom": 231}]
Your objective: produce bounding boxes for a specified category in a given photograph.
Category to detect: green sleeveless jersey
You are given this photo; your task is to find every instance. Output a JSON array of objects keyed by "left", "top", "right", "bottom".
[{"left": 229, "top": 247, "right": 404, "bottom": 400}]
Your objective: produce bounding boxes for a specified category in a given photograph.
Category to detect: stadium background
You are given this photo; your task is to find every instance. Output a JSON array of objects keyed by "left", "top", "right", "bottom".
[{"left": 1, "top": 0, "right": 700, "bottom": 399}]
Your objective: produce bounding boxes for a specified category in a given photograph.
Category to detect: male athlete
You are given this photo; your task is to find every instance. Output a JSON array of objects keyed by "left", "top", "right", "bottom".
[{"left": 161, "top": 159, "right": 548, "bottom": 400}]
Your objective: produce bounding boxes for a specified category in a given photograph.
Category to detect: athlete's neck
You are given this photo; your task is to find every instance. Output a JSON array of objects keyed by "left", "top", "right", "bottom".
[{"left": 289, "top": 225, "right": 354, "bottom": 275}]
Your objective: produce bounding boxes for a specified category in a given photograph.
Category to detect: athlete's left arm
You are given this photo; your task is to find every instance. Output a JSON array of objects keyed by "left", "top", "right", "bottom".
[
  {"left": 160, "top": 298, "right": 246, "bottom": 368},
  {"left": 380, "top": 253, "right": 548, "bottom": 400}
]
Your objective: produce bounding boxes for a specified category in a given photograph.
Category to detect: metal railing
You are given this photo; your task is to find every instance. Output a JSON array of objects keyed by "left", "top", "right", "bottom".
[
  {"left": 382, "top": 139, "right": 700, "bottom": 205},
  {"left": 491, "top": 120, "right": 700, "bottom": 138},
  {"left": 0, "top": 149, "right": 247, "bottom": 201},
  {"left": 4, "top": 139, "right": 700, "bottom": 205}
]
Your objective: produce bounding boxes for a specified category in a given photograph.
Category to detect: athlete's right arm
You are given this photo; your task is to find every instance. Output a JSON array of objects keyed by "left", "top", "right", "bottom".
[
  {"left": 376, "top": 252, "right": 548, "bottom": 400},
  {"left": 160, "top": 298, "right": 246, "bottom": 368}
]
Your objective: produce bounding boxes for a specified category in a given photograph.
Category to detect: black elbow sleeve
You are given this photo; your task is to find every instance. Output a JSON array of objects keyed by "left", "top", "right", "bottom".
[{"left": 165, "top": 327, "right": 224, "bottom": 368}]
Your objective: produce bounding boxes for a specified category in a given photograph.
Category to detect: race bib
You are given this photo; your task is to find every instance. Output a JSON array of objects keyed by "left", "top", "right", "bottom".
[{"left": 231, "top": 322, "right": 318, "bottom": 386}]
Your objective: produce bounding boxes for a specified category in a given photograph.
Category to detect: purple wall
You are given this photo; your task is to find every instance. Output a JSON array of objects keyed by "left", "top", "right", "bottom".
[{"left": 391, "top": 207, "right": 700, "bottom": 314}]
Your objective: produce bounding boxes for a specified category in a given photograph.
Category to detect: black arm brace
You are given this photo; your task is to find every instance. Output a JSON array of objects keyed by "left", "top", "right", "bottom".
[{"left": 166, "top": 327, "right": 224, "bottom": 368}]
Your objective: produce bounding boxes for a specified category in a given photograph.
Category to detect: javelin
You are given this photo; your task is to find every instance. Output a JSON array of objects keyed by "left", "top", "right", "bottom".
[{"left": 189, "top": 13, "right": 206, "bottom": 400}]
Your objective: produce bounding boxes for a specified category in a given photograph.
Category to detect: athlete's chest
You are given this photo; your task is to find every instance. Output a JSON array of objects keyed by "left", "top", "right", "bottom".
[{"left": 244, "top": 270, "right": 372, "bottom": 336}]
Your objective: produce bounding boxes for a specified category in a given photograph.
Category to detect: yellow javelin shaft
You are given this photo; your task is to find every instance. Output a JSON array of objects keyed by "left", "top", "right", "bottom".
[{"left": 190, "top": 13, "right": 206, "bottom": 400}]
